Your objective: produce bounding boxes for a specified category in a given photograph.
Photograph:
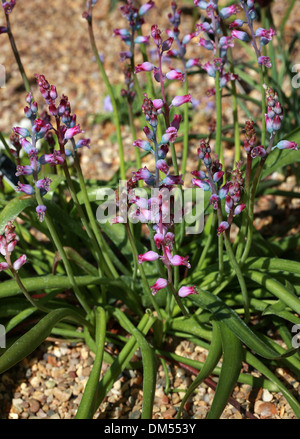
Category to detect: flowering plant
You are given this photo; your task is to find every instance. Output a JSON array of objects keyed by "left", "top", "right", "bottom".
[{"left": 0, "top": 0, "right": 300, "bottom": 420}]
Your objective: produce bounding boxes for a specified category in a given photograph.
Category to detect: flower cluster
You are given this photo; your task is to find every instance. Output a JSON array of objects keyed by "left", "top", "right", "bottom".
[
  {"left": 113, "top": 0, "right": 154, "bottom": 61},
  {"left": 135, "top": 25, "right": 192, "bottom": 106},
  {"left": 194, "top": 0, "right": 239, "bottom": 91},
  {"left": 192, "top": 139, "right": 246, "bottom": 235},
  {"left": 12, "top": 74, "right": 90, "bottom": 222},
  {"left": 165, "top": 1, "right": 201, "bottom": 71},
  {"left": 243, "top": 120, "right": 266, "bottom": 158},
  {"left": 1, "top": 0, "right": 16, "bottom": 15},
  {"left": 237, "top": 0, "right": 275, "bottom": 68},
  {"left": 0, "top": 221, "right": 26, "bottom": 273}
]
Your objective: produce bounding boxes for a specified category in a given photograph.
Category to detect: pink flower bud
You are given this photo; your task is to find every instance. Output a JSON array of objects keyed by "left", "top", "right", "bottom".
[
  {"left": 217, "top": 221, "right": 230, "bottom": 236},
  {"left": 138, "top": 251, "right": 160, "bottom": 264},
  {"left": 150, "top": 278, "right": 168, "bottom": 295},
  {"left": 13, "top": 254, "right": 27, "bottom": 271},
  {"left": 64, "top": 124, "right": 84, "bottom": 140},
  {"left": 170, "top": 94, "right": 192, "bottom": 107},
  {"left": 178, "top": 286, "right": 198, "bottom": 298},
  {"left": 0, "top": 262, "right": 9, "bottom": 272},
  {"left": 135, "top": 62, "right": 155, "bottom": 73},
  {"left": 166, "top": 69, "right": 185, "bottom": 81}
]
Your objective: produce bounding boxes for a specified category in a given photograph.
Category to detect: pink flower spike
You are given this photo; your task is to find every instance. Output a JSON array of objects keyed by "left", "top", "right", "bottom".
[
  {"left": 138, "top": 251, "right": 159, "bottom": 264},
  {"left": 13, "top": 254, "right": 27, "bottom": 271},
  {"left": 134, "top": 62, "right": 155, "bottom": 73},
  {"left": 64, "top": 125, "right": 83, "bottom": 140},
  {"left": 150, "top": 278, "right": 168, "bottom": 296},
  {"left": 178, "top": 286, "right": 198, "bottom": 298},
  {"left": 170, "top": 94, "right": 192, "bottom": 108},
  {"left": 0, "top": 262, "right": 9, "bottom": 272}
]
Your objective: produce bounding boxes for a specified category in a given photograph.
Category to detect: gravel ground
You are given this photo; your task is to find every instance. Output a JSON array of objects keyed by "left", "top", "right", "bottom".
[
  {"left": 0, "top": 337, "right": 299, "bottom": 420},
  {"left": 0, "top": 0, "right": 300, "bottom": 420}
]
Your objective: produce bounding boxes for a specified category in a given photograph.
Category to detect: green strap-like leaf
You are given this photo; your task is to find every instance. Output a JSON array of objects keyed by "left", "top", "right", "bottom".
[
  {"left": 176, "top": 321, "right": 222, "bottom": 419},
  {"left": 206, "top": 323, "right": 243, "bottom": 419},
  {"left": 245, "top": 270, "right": 300, "bottom": 315},
  {"left": 0, "top": 308, "right": 90, "bottom": 374},
  {"left": 190, "top": 289, "right": 296, "bottom": 359},
  {"left": 111, "top": 308, "right": 157, "bottom": 419},
  {"left": 76, "top": 307, "right": 106, "bottom": 419}
]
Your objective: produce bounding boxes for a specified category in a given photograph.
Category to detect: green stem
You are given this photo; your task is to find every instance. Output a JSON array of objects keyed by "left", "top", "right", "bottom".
[
  {"left": 5, "top": 13, "right": 31, "bottom": 93},
  {"left": 86, "top": 16, "right": 125, "bottom": 180},
  {"left": 181, "top": 77, "right": 190, "bottom": 179},
  {"left": 71, "top": 140, "right": 118, "bottom": 279},
  {"left": 35, "top": 190, "right": 91, "bottom": 315},
  {"left": 224, "top": 231, "right": 249, "bottom": 322},
  {"left": 125, "top": 223, "right": 163, "bottom": 320}
]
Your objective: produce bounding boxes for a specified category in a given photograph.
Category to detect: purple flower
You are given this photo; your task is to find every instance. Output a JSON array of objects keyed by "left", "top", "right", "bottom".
[
  {"left": 133, "top": 139, "right": 153, "bottom": 152},
  {"left": 17, "top": 182, "right": 35, "bottom": 195},
  {"left": 258, "top": 56, "right": 272, "bottom": 68},
  {"left": 39, "top": 151, "right": 65, "bottom": 167},
  {"left": 76, "top": 138, "right": 91, "bottom": 149},
  {"left": 156, "top": 159, "right": 169, "bottom": 175},
  {"left": 13, "top": 127, "right": 31, "bottom": 138},
  {"left": 160, "top": 127, "right": 178, "bottom": 143},
  {"left": 219, "top": 5, "right": 239, "bottom": 20},
  {"left": 138, "top": 0, "right": 154, "bottom": 17},
  {"left": 36, "top": 177, "right": 52, "bottom": 192},
  {"left": 64, "top": 124, "right": 84, "bottom": 140},
  {"left": 16, "top": 165, "right": 33, "bottom": 176},
  {"left": 132, "top": 166, "right": 155, "bottom": 186},
  {"left": 192, "top": 178, "right": 211, "bottom": 191},
  {"left": 103, "top": 95, "right": 113, "bottom": 113},
  {"left": 217, "top": 221, "right": 230, "bottom": 235},
  {"left": 160, "top": 174, "right": 183, "bottom": 186},
  {"left": 210, "top": 194, "right": 220, "bottom": 210},
  {"left": 231, "top": 30, "right": 250, "bottom": 42},
  {"left": 251, "top": 146, "right": 266, "bottom": 158},
  {"left": 36, "top": 205, "right": 47, "bottom": 222}
]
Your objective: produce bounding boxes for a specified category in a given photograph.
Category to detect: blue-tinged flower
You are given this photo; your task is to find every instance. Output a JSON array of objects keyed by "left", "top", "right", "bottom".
[{"left": 272, "top": 140, "right": 298, "bottom": 151}]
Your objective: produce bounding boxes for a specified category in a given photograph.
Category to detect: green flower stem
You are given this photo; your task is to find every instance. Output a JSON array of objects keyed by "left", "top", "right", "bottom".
[
  {"left": 128, "top": 100, "right": 142, "bottom": 179},
  {"left": 181, "top": 77, "right": 190, "bottom": 179},
  {"left": 5, "top": 13, "right": 31, "bottom": 93},
  {"left": 125, "top": 223, "right": 163, "bottom": 320},
  {"left": 196, "top": 212, "right": 217, "bottom": 270},
  {"left": 71, "top": 139, "right": 118, "bottom": 279},
  {"left": 35, "top": 190, "right": 91, "bottom": 315},
  {"left": 215, "top": 70, "right": 223, "bottom": 164},
  {"left": 241, "top": 138, "right": 274, "bottom": 264},
  {"left": 86, "top": 15, "right": 125, "bottom": 180},
  {"left": 60, "top": 160, "right": 106, "bottom": 277},
  {"left": 224, "top": 231, "right": 250, "bottom": 323}
]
